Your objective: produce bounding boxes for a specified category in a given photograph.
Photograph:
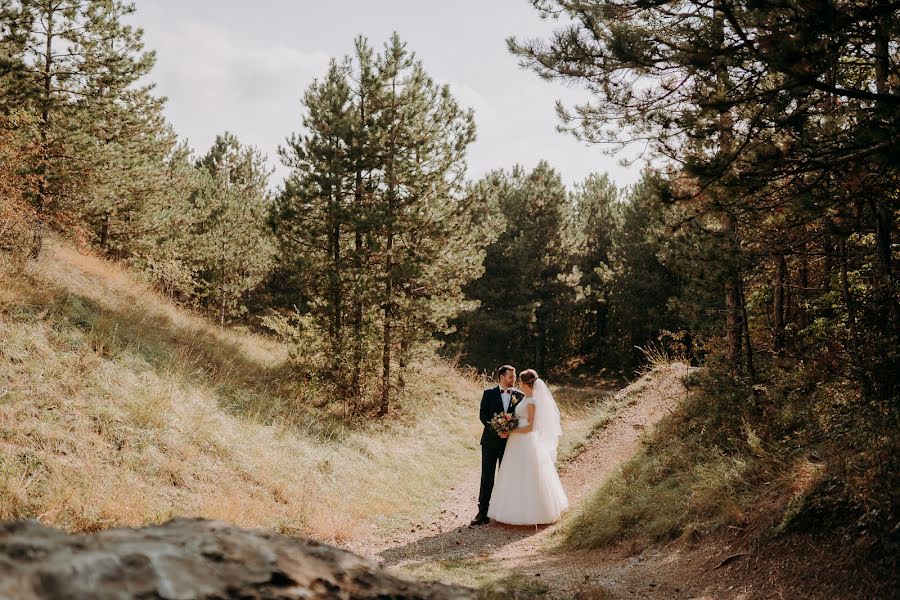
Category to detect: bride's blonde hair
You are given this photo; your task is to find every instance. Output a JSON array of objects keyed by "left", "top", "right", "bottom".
[{"left": 519, "top": 369, "right": 538, "bottom": 386}]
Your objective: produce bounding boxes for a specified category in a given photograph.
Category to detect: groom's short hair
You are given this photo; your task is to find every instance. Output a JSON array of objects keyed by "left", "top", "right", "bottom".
[{"left": 498, "top": 365, "right": 515, "bottom": 379}]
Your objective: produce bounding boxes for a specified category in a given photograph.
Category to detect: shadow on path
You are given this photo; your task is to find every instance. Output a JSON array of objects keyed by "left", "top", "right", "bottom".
[{"left": 377, "top": 522, "right": 552, "bottom": 567}]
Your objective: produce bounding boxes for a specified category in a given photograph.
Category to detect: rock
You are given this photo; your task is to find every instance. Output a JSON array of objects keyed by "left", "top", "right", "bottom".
[{"left": 0, "top": 518, "right": 477, "bottom": 599}]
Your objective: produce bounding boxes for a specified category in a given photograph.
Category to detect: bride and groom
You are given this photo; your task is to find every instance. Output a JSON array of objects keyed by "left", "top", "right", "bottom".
[{"left": 471, "top": 365, "right": 569, "bottom": 526}]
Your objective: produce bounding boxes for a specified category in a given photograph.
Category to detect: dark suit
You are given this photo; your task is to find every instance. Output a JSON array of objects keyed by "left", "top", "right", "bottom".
[{"left": 477, "top": 385, "right": 524, "bottom": 517}]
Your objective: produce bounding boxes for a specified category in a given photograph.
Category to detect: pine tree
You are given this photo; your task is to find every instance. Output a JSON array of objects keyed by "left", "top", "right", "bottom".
[
  {"left": 371, "top": 33, "right": 477, "bottom": 414},
  {"left": 451, "top": 163, "right": 574, "bottom": 374},
  {"left": 0, "top": 0, "right": 158, "bottom": 257},
  {"left": 273, "top": 34, "right": 478, "bottom": 413},
  {"left": 511, "top": 0, "right": 899, "bottom": 396},
  {"left": 272, "top": 57, "right": 357, "bottom": 381},
  {"left": 194, "top": 133, "right": 273, "bottom": 325},
  {"left": 568, "top": 172, "right": 620, "bottom": 364},
  {"left": 131, "top": 141, "right": 209, "bottom": 302},
  {"left": 83, "top": 88, "right": 174, "bottom": 257},
  {"left": 607, "top": 172, "right": 683, "bottom": 368}
]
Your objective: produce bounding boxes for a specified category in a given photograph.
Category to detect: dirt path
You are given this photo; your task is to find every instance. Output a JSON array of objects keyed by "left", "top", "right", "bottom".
[{"left": 350, "top": 363, "right": 697, "bottom": 598}]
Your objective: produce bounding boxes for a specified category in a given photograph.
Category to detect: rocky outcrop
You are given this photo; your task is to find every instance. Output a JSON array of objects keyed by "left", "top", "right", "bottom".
[{"left": 0, "top": 518, "right": 477, "bottom": 599}]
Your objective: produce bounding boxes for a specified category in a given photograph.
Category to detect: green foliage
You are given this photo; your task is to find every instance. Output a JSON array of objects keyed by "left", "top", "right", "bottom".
[
  {"left": 192, "top": 133, "right": 274, "bottom": 324},
  {"left": 510, "top": 4, "right": 899, "bottom": 560},
  {"left": 567, "top": 172, "right": 620, "bottom": 363},
  {"left": 512, "top": 0, "right": 900, "bottom": 395},
  {"left": 271, "top": 34, "right": 481, "bottom": 412},
  {"left": 605, "top": 173, "right": 686, "bottom": 368},
  {"left": 448, "top": 167, "right": 686, "bottom": 376},
  {"left": 448, "top": 162, "right": 574, "bottom": 374},
  {"left": 127, "top": 142, "right": 208, "bottom": 300},
  {"left": 260, "top": 310, "right": 329, "bottom": 384},
  {"left": 0, "top": 0, "right": 161, "bottom": 255},
  {"left": 120, "top": 134, "right": 275, "bottom": 324},
  {"left": 0, "top": 4, "right": 276, "bottom": 324}
]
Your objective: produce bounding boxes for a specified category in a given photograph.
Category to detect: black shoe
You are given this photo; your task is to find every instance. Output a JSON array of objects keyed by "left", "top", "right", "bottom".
[{"left": 469, "top": 514, "right": 490, "bottom": 526}]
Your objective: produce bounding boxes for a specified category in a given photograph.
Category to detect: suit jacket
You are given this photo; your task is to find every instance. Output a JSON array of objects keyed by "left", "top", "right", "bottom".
[{"left": 479, "top": 385, "right": 525, "bottom": 449}]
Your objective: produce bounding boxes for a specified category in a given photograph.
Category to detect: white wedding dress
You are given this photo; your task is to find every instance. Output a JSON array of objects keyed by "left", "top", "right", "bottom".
[{"left": 488, "top": 380, "right": 569, "bottom": 525}]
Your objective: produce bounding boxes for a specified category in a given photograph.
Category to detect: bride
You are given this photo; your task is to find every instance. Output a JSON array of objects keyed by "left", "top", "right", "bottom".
[{"left": 488, "top": 369, "right": 569, "bottom": 525}]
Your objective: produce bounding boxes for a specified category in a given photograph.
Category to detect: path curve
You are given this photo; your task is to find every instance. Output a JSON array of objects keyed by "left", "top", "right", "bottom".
[{"left": 351, "top": 363, "right": 695, "bottom": 597}]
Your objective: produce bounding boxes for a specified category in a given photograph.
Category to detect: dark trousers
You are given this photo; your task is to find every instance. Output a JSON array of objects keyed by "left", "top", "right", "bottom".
[{"left": 478, "top": 442, "right": 506, "bottom": 516}]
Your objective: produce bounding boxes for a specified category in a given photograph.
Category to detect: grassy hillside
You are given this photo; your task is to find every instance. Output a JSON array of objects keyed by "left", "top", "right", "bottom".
[
  {"left": 557, "top": 360, "right": 897, "bottom": 597},
  {"left": 0, "top": 239, "right": 485, "bottom": 542}
]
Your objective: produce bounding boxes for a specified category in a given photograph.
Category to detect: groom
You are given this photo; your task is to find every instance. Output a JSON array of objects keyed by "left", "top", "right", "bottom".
[{"left": 471, "top": 365, "right": 524, "bottom": 526}]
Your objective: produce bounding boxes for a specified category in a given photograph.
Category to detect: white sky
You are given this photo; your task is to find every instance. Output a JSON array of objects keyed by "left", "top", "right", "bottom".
[{"left": 128, "top": 0, "right": 644, "bottom": 190}]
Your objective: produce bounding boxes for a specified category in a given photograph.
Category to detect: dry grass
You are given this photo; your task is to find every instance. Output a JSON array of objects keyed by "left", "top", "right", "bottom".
[
  {"left": 0, "top": 238, "right": 483, "bottom": 542},
  {"left": 559, "top": 441, "right": 755, "bottom": 549}
]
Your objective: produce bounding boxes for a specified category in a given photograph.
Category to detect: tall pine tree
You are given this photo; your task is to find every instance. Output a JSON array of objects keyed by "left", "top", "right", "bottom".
[
  {"left": 0, "top": 0, "right": 159, "bottom": 257},
  {"left": 273, "top": 34, "right": 479, "bottom": 414},
  {"left": 194, "top": 133, "right": 273, "bottom": 325}
]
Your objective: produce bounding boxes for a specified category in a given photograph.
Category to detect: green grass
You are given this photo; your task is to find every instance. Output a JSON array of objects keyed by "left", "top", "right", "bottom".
[
  {"left": 556, "top": 367, "right": 773, "bottom": 549},
  {"left": 559, "top": 440, "right": 754, "bottom": 549},
  {"left": 557, "top": 361, "right": 897, "bottom": 554}
]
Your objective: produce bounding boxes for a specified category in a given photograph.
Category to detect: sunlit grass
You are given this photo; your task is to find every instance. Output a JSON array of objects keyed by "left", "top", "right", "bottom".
[
  {"left": 553, "top": 384, "right": 622, "bottom": 465},
  {"left": 0, "top": 238, "right": 484, "bottom": 542},
  {"left": 558, "top": 441, "right": 753, "bottom": 549},
  {"left": 555, "top": 363, "right": 838, "bottom": 551}
]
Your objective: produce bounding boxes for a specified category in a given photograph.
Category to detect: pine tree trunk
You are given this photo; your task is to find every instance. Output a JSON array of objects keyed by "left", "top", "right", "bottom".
[
  {"left": 29, "top": 217, "right": 44, "bottom": 260},
  {"left": 220, "top": 232, "right": 227, "bottom": 327},
  {"left": 378, "top": 104, "right": 397, "bottom": 417},
  {"left": 798, "top": 244, "right": 809, "bottom": 329},
  {"left": 330, "top": 184, "right": 343, "bottom": 373},
  {"left": 350, "top": 95, "right": 366, "bottom": 399},
  {"left": 740, "top": 279, "right": 755, "bottom": 377},
  {"left": 871, "top": 198, "right": 896, "bottom": 329},
  {"left": 822, "top": 235, "right": 834, "bottom": 293},
  {"left": 871, "top": 18, "right": 898, "bottom": 396},
  {"left": 30, "top": 4, "right": 55, "bottom": 260},
  {"left": 714, "top": 0, "right": 742, "bottom": 373},
  {"left": 596, "top": 293, "right": 609, "bottom": 365},
  {"left": 333, "top": 220, "right": 341, "bottom": 337},
  {"left": 724, "top": 217, "right": 743, "bottom": 372},
  {"left": 351, "top": 224, "right": 364, "bottom": 397},
  {"left": 773, "top": 251, "right": 786, "bottom": 356},
  {"left": 783, "top": 256, "right": 793, "bottom": 326},
  {"left": 381, "top": 229, "right": 393, "bottom": 417},
  {"left": 380, "top": 77, "right": 397, "bottom": 418},
  {"left": 838, "top": 238, "right": 862, "bottom": 361}
]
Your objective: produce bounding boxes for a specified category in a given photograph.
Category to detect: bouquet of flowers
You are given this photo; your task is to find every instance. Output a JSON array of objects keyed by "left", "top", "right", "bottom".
[{"left": 490, "top": 412, "right": 519, "bottom": 436}]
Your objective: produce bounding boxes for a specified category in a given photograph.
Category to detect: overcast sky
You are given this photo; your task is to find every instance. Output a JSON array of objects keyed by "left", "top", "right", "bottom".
[{"left": 127, "top": 0, "right": 643, "bottom": 190}]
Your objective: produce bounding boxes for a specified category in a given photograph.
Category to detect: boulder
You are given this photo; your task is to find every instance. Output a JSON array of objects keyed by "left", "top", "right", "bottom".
[{"left": 0, "top": 518, "right": 477, "bottom": 599}]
